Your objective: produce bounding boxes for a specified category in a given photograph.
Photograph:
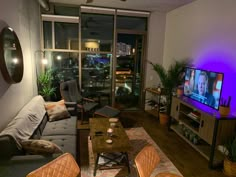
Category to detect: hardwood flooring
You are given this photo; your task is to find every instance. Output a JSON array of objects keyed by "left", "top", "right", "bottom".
[
  {"left": 119, "top": 111, "right": 226, "bottom": 177},
  {"left": 78, "top": 111, "right": 227, "bottom": 177}
]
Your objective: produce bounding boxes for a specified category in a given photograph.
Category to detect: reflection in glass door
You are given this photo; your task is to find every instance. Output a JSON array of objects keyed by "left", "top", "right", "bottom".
[
  {"left": 81, "top": 53, "right": 112, "bottom": 105},
  {"left": 115, "top": 33, "right": 144, "bottom": 110},
  {"left": 80, "top": 13, "right": 114, "bottom": 106}
]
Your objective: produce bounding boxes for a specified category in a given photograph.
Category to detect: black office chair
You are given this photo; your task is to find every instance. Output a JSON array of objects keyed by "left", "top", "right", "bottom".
[{"left": 60, "top": 80, "right": 98, "bottom": 124}]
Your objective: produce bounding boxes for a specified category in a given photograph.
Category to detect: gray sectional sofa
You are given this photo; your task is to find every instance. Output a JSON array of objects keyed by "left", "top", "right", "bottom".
[{"left": 0, "top": 95, "right": 78, "bottom": 177}]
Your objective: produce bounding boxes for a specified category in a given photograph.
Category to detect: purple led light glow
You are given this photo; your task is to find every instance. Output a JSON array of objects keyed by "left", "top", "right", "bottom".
[{"left": 192, "top": 49, "right": 236, "bottom": 116}]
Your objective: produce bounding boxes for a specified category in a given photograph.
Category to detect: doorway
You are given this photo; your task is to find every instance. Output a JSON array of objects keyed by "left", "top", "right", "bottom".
[{"left": 114, "top": 33, "right": 145, "bottom": 110}]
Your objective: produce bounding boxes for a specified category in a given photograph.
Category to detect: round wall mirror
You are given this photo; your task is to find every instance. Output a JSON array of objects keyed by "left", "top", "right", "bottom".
[{"left": 0, "top": 21, "right": 23, "bottom": 84}]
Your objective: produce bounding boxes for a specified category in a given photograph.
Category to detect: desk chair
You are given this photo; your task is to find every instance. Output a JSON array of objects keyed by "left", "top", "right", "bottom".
[{"left": 26, "top": 153, "right": 80, "bottom": 177}]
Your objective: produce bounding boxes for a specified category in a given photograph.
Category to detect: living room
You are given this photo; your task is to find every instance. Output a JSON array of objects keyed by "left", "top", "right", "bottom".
[{"left": 0, "top": 0, "right": 236, "bottom": 177}]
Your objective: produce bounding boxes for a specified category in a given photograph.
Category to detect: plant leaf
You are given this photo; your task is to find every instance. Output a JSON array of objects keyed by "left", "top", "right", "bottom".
[{"left": 148, "top": 59, "right": 189, "bottom": 114}]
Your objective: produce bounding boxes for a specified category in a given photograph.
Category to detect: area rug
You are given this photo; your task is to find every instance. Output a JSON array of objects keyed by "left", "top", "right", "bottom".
[{"left": 81, "top": 127, "right": 183, "bottom": 177}]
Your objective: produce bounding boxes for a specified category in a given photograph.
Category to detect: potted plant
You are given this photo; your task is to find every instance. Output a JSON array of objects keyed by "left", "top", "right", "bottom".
[
  {"left": 37, "top": 69, "right": 56, "bottom": 101},
  {"left": 223, "top": 136, "right": 236, "bottom": 176},
  {"left": 219, "top": 96, "right": 231, "bottom": 117},
  {"left": 149, "top": 60, "right": 188, "bottom": 125}
]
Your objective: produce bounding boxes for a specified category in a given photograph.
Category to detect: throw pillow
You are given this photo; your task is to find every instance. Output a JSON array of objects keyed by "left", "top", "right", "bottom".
[
  {"left": 21, "top": 139, "right": 63, "bottom": 155},
  {"left": 45, "top": 100, "right": 70, "bottom": 122}
]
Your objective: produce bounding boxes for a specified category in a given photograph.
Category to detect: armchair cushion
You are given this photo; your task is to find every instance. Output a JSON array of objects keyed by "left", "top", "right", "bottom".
[
  {"left": 94, "top": 106, "right": 120, "bottom": 118},
  {"left": 45, "top": 100, "right": 70, "bottom": 122},
  {"left": 82, "top": 102, "right": 98, "bottom": 112}
]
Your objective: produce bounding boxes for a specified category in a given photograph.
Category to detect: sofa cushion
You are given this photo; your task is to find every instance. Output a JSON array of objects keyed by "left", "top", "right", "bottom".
[
  {"left": 21, "top": 140, "right": 63, "bottom": 155},
  {"left": 40, "top": 135, "right": 76, "bottom": 157},
  {"left": 45, "top": 100, "right": 70, "bottom": 122},
  {"left": 42, "top": 116, "right": 77, "bottom": 136}
]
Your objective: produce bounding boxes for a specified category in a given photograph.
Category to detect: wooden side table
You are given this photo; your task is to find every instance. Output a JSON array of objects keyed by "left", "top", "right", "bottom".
[{"left": 144, "top": 88, "right": 163, "bottom": 118}]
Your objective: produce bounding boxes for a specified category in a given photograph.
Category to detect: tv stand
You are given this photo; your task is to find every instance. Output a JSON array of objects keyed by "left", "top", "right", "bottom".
[{"left": 170, "top": 96, "right": 236, "bottom": 168}]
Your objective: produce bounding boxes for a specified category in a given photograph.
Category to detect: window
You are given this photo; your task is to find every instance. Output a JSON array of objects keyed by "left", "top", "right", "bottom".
[
  {"left": 40, "top": 5, "right": 149, "bottom": 108},
  {"left": 43, "top": 21, "right": 52, "bottom": 49},
  {"left": 81, "top": 13, "right": 114, "bottom": 52},
  {"left": 41, "top": 14, "right": 79, "bottom": 50},
  {"left": 55, "top": 22, "right": 78, "bottom": 50},
  {"left": 117, "top": 16, "right": 147, "bottom": 31}
]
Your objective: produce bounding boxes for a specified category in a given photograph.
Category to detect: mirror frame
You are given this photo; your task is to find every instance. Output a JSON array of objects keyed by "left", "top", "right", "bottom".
[{"left": 0, "top": 21, "right": 24, "bottom": 84}]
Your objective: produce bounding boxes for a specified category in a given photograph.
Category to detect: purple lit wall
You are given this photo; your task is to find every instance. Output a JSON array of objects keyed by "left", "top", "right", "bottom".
[
  {"left": 161, "top": 0, "right": 236, "bottom": 115},
  {"left": 192, "top": 47, "right": 236, "bottom": 115}
]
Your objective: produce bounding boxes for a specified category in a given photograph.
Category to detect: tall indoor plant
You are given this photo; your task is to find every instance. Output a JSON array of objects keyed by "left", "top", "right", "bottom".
[
  {"left": 149, "top": 60, "right": 188, "bottom": 124},
  {"left": 37, "top": 69, "right": 56, "bottom": 101}
]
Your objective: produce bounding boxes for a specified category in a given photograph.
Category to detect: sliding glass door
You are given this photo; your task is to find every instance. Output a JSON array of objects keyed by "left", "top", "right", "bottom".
[
  {"left": 115, "top": 33, "right": 144, "bottom": 110},
  {"left": 80, "top": 13, "right": 114, "bottom": 105}
]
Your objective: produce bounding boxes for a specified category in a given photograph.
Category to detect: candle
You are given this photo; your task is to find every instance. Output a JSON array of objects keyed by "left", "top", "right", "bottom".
[
  {"left": 107, "top": 128, "right": 113, "bottom": 137},
  {"left": 107, "top": 128, "right": 113, "bottom": 133}
]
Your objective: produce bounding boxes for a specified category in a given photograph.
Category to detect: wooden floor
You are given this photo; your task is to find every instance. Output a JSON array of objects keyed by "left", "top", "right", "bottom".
[{"left": 78, "top": 111, "right": 227, "bottom": 177}]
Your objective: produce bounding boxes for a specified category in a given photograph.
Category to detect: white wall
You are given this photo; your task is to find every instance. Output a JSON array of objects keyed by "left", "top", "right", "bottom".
[
  {"left": 163, "top": 0, "right": 236, "bottom": 113},
  {"left": 145, "top": 11, "right": 166, "bottom": 88},
  {"left": 0, "top": 0, "right": 41, "bottom": 131},
  {"left": 164, "top": 0, "right": 236, "bottom": 67}
]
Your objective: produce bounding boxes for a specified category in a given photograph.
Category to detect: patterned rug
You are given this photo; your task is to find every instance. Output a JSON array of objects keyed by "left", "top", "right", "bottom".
[{"left": 81, "top": 127, "right": 183, "bottom": 177}]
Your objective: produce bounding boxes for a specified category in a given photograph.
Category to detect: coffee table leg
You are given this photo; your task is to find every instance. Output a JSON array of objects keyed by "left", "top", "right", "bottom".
[
  {"left": 124, "top": 152, "right": 130, "bottom": 173},
  {"left": 94, "top": 153, "right": 100, "bottom": 176}
]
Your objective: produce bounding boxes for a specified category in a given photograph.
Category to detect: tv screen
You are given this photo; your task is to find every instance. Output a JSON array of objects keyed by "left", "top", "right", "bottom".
[{"left": 184, "top": 67, "right": 224, "bottom": 110}]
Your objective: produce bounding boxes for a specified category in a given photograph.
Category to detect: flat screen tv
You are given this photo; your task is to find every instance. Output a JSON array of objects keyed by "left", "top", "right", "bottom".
[{"left": 184, "top": 67, "right": 224, "bottom": 110}]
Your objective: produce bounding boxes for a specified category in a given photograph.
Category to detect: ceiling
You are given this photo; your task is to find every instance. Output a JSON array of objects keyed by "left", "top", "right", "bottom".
[{"left": 49, "top": 0, "right": 197, "bottom": 12}]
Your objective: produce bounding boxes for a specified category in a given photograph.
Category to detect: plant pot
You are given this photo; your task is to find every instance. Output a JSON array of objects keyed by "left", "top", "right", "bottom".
[
  {"left": 159, "top": 113, "right": 169, "bottom": 125},
  {"left": 223, "top": 158, "right": 236, "bottom": 176},
  {"left": 219, "top": 106, "right": 230, "bottom": 117}
]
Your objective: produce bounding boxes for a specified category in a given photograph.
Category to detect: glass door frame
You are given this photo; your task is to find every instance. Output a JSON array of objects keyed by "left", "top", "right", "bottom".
[
  {"left": 80, "top": 7, "right": 115, "bottom": 105},
  {"left": 112, "top": 29, "right": 147, "bottom": 109}
]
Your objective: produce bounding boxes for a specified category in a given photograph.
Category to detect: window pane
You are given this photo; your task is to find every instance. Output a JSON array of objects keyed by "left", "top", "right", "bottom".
[
  {"left": 81, "top": 53, "right": 112, "bottom": 105},
  {"left": 117, "top": 16, "right": 147, "bottom": 31},
  {"left": 36, "top": 51, "right": 79, "bottom": 100},
  {"left": 55, "top": 22, "right": 79, "bottom": 50},
  {"left": 115, "top": 34, "right": 143, "bottom": 110},
  {"left": 51, "top": 52, "right": 79, "bottom": 82},
  {"left": 43, "top": 21, "right": 52, "bottom": 49},
  {"left": 44, "top": 52, "right": 79, "bottom": 100},
  {"left": 54, "top": 5, "right": 80, "bottom": 16},
  {"left": 81, "top": 13, "right": 114, "bottom": 52}
]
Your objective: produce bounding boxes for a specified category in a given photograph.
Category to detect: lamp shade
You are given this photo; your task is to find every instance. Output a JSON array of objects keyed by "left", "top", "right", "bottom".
[{"left": 85, "top": 40, "right": 99, "bottom": 51}]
